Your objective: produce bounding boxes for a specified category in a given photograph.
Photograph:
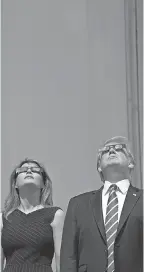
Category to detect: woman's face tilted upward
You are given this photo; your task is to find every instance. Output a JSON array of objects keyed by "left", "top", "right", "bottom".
[{"left": 15, "top": 162, "right": 44, "bottom": 190}]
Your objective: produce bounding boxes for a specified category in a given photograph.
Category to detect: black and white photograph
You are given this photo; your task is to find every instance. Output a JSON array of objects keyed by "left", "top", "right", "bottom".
[{"left": 1, "top": 1, "right": 143, "bottom": 272}]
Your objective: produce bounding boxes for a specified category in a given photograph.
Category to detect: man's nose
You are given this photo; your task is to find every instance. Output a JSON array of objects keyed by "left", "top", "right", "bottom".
[{"left": 109, "top": 147, "right": 116, "bottom": 154}]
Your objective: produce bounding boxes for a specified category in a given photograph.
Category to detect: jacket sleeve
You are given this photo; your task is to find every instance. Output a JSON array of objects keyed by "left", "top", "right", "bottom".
[{"left": 60, "top": 197, "right": 78, "bottom": 272}]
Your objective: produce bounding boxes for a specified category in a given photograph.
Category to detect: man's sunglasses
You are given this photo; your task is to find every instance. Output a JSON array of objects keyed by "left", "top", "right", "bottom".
[
  {"left": 16, "top": 166, "right": 43, "bottom": 176},
  {"left": 99, "top": 143, "right": 127, "bottom": 154}
]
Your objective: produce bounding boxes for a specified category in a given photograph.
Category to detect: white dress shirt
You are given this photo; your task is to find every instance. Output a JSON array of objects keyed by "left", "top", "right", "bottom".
[{"left": 102, "top": 179, "right": 130, "bottom": 223}]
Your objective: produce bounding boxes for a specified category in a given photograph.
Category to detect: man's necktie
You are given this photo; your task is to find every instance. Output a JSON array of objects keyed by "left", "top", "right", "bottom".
[{"left": 105, "top": 184, "right": 118, "bottom": 272}]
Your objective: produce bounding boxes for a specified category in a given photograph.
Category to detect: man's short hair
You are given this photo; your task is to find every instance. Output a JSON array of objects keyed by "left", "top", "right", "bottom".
[{"left": 97, "top": 136, "right": 135, "bottom": 181}]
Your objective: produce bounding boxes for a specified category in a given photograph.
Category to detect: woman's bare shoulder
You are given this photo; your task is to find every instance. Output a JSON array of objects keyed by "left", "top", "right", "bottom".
[
  {"left": 0, "top": 212, "right": 3, "bottom": 230},
  {"left": 50, "top": 209, "right": 64, "bottom": 227}
]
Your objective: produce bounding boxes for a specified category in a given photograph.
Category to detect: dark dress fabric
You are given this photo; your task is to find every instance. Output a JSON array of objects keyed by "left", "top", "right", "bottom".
[{"left": 1, "top": 207, "right": 61, "bottom": 272}]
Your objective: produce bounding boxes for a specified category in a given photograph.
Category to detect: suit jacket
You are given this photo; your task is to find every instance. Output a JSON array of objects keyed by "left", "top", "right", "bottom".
[{"left": 60, "top": 184, "right": 143, "bottom": 272}]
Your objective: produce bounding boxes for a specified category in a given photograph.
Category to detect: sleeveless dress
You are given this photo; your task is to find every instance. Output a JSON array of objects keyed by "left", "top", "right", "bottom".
[{"left": 1, "top": 207, "right": 61, "bottom": 272}]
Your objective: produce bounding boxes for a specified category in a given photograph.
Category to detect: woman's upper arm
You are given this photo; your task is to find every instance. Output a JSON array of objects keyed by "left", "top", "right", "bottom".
[
  {"left": 51, "top": 209, "right": 65, "bottom": 229},
  {"left": 51, "top": 209, "right": 65, "bottom": 251},
  {"left": 51, "top": 210, "right": 65, "bottom": 272},
  {"left": 1, "top": 212, "right": 5, "bottom": 269}
]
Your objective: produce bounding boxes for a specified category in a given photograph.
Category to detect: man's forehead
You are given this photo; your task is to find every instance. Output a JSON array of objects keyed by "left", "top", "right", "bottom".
[
  {"left": 104, "top": 136, "right": 128, "bottom": 146},
  {"left": 105, "top": 141, "right": 124, "bottom": 147}
]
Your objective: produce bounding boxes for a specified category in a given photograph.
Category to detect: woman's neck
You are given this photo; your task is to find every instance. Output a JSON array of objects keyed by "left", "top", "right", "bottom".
[
  {"left": 19, "top": 198, "right": 42, "bottom": 212},
  {"left": 18, "top": 184, "right": 42, "bottom": 211}
]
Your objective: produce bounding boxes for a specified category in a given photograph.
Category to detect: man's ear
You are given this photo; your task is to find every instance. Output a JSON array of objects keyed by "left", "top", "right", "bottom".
[
  {"left": 98, "top": 167, "right": 102, "bottom": 172},
  {"left": 128, "top": 163, "right": 134, "bottom": 169}
]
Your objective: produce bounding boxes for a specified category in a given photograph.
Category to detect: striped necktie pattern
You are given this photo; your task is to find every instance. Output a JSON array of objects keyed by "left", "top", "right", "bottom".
[{"left": 105, "top": 184, "right": 118, "bottom": 272}]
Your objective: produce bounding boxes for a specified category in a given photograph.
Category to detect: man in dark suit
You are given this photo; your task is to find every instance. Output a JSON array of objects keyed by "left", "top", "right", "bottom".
[{"left": 60, "top": 136, "right": 143, "bottom": 272}]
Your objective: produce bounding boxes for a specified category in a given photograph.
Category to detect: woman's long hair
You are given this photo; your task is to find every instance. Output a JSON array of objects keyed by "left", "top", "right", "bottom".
[{"left": 3, "top": 158, "right": 53, "bottom": 219}]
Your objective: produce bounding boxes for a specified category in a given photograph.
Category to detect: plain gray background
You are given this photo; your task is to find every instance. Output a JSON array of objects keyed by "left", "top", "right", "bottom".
[{"left": 2, "top": 0, "right": 128, "bottom": 211}]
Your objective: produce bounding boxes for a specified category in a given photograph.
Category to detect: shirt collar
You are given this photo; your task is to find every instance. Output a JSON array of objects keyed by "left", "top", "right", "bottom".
[{"left": 103, "top": 179, "right": 130, "bottom": 195}]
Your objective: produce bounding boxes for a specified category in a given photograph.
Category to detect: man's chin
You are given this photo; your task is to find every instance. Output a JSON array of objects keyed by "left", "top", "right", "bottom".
[{"left": 106, "top": 160, "right": 120, "bottom": 167}]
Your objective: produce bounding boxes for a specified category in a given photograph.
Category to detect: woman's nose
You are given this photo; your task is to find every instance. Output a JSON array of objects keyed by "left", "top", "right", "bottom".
[{"left": 27, "top": 168, "right": 32, "bottom": 173}]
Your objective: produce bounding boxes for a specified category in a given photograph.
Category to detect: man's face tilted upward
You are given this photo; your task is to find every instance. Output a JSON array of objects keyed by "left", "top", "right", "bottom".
[
  {"left": 98, "top": 136, "right": 134, "bottom": 179},
  {"left": 100, "top": 142, "right": 129, "bottom": 171}
]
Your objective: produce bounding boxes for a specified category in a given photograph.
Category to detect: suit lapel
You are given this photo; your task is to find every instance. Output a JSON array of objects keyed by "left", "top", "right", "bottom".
[
  {"left": 90, "top": 185, "right": 141, "bottom": 244},
  {"left": 90, "top": 187, "right": 107, "bottom": 245},
  {"left": 116, "top": 185, "right": 141, "bottom": 239}
]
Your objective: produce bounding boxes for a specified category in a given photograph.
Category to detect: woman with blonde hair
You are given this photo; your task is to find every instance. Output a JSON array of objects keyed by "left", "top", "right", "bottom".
[{"left": 1, "top": 158, "right": 64, "bottom": 272}]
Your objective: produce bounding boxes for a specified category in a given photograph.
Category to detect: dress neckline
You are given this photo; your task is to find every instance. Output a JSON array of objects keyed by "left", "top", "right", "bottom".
[{"left": 17, "top": 207, "right": 46, "bottom": 216}]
